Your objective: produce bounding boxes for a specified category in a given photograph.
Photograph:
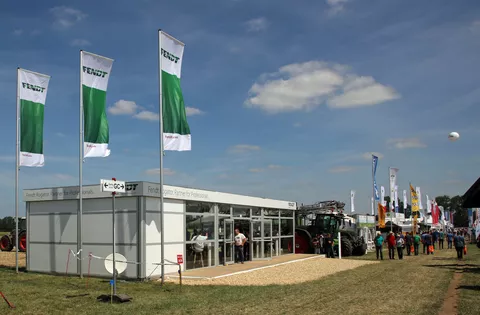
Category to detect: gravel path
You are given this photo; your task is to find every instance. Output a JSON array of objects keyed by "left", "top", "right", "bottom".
[
  {"left": 0, "top": 251, "right": 26, "bottom": 268},
  {"left": 167, "top": 258, "right": 378, "bottom": 286}
]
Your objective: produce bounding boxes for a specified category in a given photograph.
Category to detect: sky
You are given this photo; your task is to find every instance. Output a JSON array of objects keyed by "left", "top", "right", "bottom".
[{"left": 1, "top": 0, "right": 480, "bottom": 217}]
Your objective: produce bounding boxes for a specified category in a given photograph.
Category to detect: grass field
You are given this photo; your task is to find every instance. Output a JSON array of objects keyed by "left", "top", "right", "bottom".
[{"left": 0, "top": 245, "right": 478, "bottom": 315}]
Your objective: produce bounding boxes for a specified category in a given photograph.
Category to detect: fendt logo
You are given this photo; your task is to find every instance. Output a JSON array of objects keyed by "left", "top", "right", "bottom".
[
  {"left": 83, "top": 66, "right": 108, "bottom": 78},
  {"left": 22, "top": 82, "right": 45, "bottom": 93},
  {"left": 125, "top": 183, "right": 138, "bottom": 191},
  {"left": 161, "top": 48, "right": 180, "bottom": 63}
]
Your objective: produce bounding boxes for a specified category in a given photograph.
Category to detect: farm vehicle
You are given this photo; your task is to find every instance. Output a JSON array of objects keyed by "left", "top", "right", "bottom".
[{"left": 0, "top": 217, "right": 27, "bottom": 252}]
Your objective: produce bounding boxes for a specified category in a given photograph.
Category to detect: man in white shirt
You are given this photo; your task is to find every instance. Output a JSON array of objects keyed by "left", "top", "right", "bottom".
[{"left": 234, "top": 228, "right": 246, "bottom": 264}]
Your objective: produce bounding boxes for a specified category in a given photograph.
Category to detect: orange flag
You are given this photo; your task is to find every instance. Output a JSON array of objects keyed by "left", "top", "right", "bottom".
[{"left": 378, "top": 202, "right": 386, "bottom": 228}]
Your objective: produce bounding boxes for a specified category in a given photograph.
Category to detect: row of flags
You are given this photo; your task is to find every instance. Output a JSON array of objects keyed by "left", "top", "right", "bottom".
[{"left": 17, "top": 31, "right": 191, "bottom": 169}]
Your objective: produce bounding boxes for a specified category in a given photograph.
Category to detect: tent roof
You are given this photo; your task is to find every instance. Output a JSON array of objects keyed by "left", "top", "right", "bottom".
[{"left": 462, "top": 177, "right": 480, "bottom": 208}]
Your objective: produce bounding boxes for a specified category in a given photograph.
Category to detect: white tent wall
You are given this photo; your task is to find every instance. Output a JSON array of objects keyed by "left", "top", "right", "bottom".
[{"left": 145, "top": 197, "right": 185, "bottom": 277}]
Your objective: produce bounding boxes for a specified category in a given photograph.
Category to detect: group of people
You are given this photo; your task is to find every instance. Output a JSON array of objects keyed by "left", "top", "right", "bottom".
[{"left": 374, "top": 229, "right": 467, "bottom": 260}]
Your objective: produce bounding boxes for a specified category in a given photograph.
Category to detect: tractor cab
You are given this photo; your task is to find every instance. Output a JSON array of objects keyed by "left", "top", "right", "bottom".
[{"left": 0, "top": 217, "right": 27, "bottom": 252}]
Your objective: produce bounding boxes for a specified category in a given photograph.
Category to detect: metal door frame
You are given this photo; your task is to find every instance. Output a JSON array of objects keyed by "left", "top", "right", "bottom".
[{"left": 223, "top": 219, "right": 234, "bottom": 265}]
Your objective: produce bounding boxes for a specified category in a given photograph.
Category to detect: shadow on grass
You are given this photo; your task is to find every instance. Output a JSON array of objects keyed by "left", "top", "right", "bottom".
[
  {"left": 423, "top": 263, "right": 480, "bottom": 274},
  {"left": 0, "top": 265, "right": 27, "bottom": 271},
  {"left": 457, "top": 285, "right": 480, "bottom": 291}
]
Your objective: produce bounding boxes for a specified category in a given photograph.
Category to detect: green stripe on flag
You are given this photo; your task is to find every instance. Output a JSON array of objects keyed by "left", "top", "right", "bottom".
[
  {"left": 83, "top": 85, "right": 109, "bottom": 144},
  {"left": 162, "top": 71, "right": 190, "bottom": 135},
  {"left": 20, "top": 99, "right": 44, "bottom": 154}
]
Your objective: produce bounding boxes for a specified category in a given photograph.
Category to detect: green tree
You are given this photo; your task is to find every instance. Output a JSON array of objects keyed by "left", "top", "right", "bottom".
[{"left": 434, "top": 195, "right": 468, "bottom": 227}]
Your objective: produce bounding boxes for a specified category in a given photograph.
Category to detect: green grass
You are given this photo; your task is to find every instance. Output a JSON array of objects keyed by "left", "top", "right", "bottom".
[
  {"left": 457, "top": 244, "right": 480, "bottom": 315},
  {"left": 0, "top": 247, "right": 477, "bottom": 315}
]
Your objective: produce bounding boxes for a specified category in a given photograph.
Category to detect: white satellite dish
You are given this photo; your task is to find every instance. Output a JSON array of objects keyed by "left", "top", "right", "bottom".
[
  {"left": 448, "top": 132, "right": 460, "bottom": 141},
  {"left": 104, "top": 253, "right": 128, "bottom": 275}
]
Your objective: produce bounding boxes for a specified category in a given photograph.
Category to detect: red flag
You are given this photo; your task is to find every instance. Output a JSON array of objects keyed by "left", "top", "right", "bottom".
[{"left": 432, "top": 201, "right": 439, "bottom": 224}]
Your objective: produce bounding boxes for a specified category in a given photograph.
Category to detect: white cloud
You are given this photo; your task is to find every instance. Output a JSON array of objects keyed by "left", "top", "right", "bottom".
[
  {"left": 328, "top": 166, "right": 355, "bottom": 173},
  {"left": 267, "top": 164, "right": 284, "bottom": 169},
  {"left": 244, "top": 17, "right": 268, "bottom": 32},
  {"left": 70, "top": 39, "right": 91, "bottom": 47},
  {"left": 49, "top": 6, "right": 87, "bottom": 29},
  {"left": 387, "top": 138, "right": 427, "bottom": 149},
  {"left": 470, "top": 20, "right": 480, "bottom": 33},
  {"left": 249, "top": 168, "right": 264, "bottom": 173},
  {"left": 55, "top": 132, "right": 66, "bottom": 137},
  {"left": 108, "top": 100, "right": 202, "bottom": 122},
  {"left": 134, "top": 111, "right": 159, "bottom": 121},
  {"left": 361, "top": 152, "right": 384, "bottom": 160},
  {"left": 326, "top": 0, "right": 351, "bottom": 15},
  {"left": 244, "top": 61, "right": 400, "bottom": 114},
  {"left": 13, "top": 29, "right": 23, "bottom": 36},
  {"left": 145, "top": 168, "right": 176, "bottom": 176},
  {"left": 108, "top": 100, "right": 139, "bottom": 115},
  {"left": 228, "top": 144, "right": 261, "bottom": 154},
  {"left": 186, "top": 107, "right": 204, "bottom": 116},
  {"left": 293, "top": 122, "right": 302, "bottom": 128},
  {"left": 54, "top": 174, "right": 73, "bottom": 181}
]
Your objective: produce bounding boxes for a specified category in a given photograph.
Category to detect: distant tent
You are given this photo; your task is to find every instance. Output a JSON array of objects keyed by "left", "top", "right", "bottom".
[{"left": 462, "top": 177, "right": 480, "bottom": 208}]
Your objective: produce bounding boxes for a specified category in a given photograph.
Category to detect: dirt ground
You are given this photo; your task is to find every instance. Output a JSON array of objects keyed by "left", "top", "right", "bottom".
[
  {"left": 0, "top": 251, "right": 26, "bottom": 268},
  {"left": 166, "top": 257, "right": 378, "bottom": 286}
]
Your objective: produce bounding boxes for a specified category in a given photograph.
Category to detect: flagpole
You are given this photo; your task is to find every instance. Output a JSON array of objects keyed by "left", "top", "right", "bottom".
[
  {"left": 371, "top": 155, "right": 375, "bottom": 216},
  {"left": 15, "top": 67, "right": 20, "bottom": 273},
  {"left": 389, "top": 167, "right": 392, "bottom": 232},
  {"left": 158, "top": 29, "right": 166, "bottom": 286},
  {"left": 78, "top": 50, "right": 84, "bottom": 278}
]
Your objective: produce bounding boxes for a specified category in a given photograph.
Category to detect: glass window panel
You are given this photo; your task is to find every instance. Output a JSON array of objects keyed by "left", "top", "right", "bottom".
[
  {"left": 264, "top": 221, "right": 272, "bottom": 238},
  {"left": 185, "top": 241, "right": 215, "bottom": 270},
  {"left": 272, "top": 219, "right": 280, "bottom": 236},
  {"left": 280, "top": 238, "right": 294, "bottom": 255},
  {"left": 233, "top": 207, "right": 250, "bottom": 218},
  {"left": 264, "top": 208, "right": 279, "bottom": 216},
  {"left": 186, "top": 201, "right": 214, "bottom": 213},
  {"left": 280, "top": 210, "right": 294, "bottom": 217},
  {"left": 280, "top": 219, "right": 293, "bottom": 236},
  {"left": 252, "top": 221, "right": 262, "bottom": 239},
  {"left": 252, "top": 207, "right": 261, "bottom": 216},
  {"left": 186, "top": 214, "right": 215, "bottom": 240},
  {"left": 218, "top": 204, "right": 231, "bottom": 215}
]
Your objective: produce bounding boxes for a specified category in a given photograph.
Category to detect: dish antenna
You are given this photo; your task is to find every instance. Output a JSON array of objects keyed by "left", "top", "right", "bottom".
[{"left": 104, "top": 253, "right": 128, "bottom": 275}]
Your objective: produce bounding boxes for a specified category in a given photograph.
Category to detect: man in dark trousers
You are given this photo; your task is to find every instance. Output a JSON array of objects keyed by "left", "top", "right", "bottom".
[
  {"left": 438, "top": 229, "right": 445, "bottom": 249},
  {"left": 454, "top": 231, "right": 465, "bottom": 260},
  {"left": 432, "top": 229, "right": 440, "bottom": 250},
  {"left": 405, "top": 232, "right": 413, "bottom": 256},
  {"left": 374, "top": 231, "right": 384, "bottom": 260},
  {"left": 325, "top": 233, "right": 335, "bottom": 258},
  {"left": 386, "top": 231, "right": 396, "bottom": 259}
]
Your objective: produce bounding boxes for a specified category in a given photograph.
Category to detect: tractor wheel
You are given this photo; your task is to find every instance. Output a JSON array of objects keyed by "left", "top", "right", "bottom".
[
  {"left": 353, "top": 243, "right": 368, "bottom": 256},
  {"left": 341, "top": 238, "right": 353, "bottom": 257},
  {"left": 0, "top": 235, "right": 13, "bottom": 252},
  {"left": 18, "top": 231, "right": 27, "bottom": 252}
]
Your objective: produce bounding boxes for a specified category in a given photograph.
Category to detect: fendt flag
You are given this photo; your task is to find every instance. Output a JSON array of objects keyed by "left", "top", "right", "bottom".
[
  {"left": 81, "top": 51, "right": 114, "bottom": 158},
  {"left": 160, "top": 31, "right": 191, "bottom": 151},
  {"left": 18, "top": 68, "right": 50, "bottom": 167}
]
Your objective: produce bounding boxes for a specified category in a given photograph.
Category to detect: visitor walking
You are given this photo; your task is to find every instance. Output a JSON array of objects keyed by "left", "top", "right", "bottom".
[
  {"left": 234, "top": 228, "right": 246, "bottom": 264},
  {"left": 387, "top": 231, "right": 396, "bottom": 259},
  {"left": 447, "top": 230, "right": 454, "bottom": 249},
  {"left": 421, "top": 231, "right": 428, "bottom": 254},
  {"left": 432, "top": 229, "right": 439, "bottom": 250},
  {"left": 413, "top": 232, "right": 421, "bottom": 256},
  {"left": 454, "top": 232, "right": 465, "bottom": 260},
  {"left": 405, "top": 232, "right": 413, "bottom": 256},
  {"left": 396, "top": 233, "right": 404, "bottom": 260},
  {"left": 374, "top": 231, "right": 384, "bottom": 260},
  {"left": 425, "top": 231, "right": 433, "bottom": 255}
]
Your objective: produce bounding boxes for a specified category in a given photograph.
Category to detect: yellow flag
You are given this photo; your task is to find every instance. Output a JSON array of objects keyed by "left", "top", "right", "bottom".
[
  {"left": 378, "top": 203, "right": 386, "bottom": 228},
  {"left": 410, "top": 184, "right": 419, "bottom": 212}
]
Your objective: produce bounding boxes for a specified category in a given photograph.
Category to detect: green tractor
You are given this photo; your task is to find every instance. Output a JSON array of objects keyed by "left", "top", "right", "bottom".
[
  {"left": 293, "top": 201, "right": 367, "bottom": 257},
  {"left": 0, "top": 217, "right": 27, "bottom": 252}
]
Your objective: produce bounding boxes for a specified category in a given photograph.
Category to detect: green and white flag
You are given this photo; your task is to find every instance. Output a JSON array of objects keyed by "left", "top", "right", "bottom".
[
  {"left": 81, "top": 51, "right": 114, "bottom": 158},
  {"left": 159, "top": 31, "right": 191, "bottom": 151},
  {"left": 18, "top": 68, "right": 50, "bottom": 167}
]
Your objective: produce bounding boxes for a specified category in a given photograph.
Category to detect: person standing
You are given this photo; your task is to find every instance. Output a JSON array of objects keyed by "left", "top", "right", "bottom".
[
  {"left": 396, "top": 233, "right": 405, "bottom": 260},
  {"left": 413, "top": 232, "right": 421, "bottom": 256},
  {"left": 405, "top": 232, "right": 413, "bottom": 256},
  {"left": 454, "top": 231, "right": 465, "bottom": 260},
  {"left": 387, "top": 231, "right": 396, "bottom": 259},
  {"left": 432, "top": 229, "right": 439, "bottom": 250},
  {"left": 421, "top": 231, "right": 428, "bottom": 254},
  {"left": 425, "top": 231, "right": 433, "bottom": 255},
  {"left": 438, "top": 229, "right": 445, "bottom": 249},
  {"left": 325, "top": 233, "right": 335, "bottom": 258},
  {"left": 374, "top": 231, "right": 384, "bottom": 260},
  {"left": 447, "top": 230, "right": 454, "bottom": 249},
  {"left": 233, "top": 228, "right": 246, "bottom": 264}
]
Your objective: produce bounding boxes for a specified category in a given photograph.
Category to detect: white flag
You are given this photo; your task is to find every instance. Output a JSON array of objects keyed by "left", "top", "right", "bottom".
[
  {"left": 389, "top": 168, "right": 398, "bottom": 210},
  {"left": 381, "top": 186, "right": 386, "bottom": 206},
  {"left": 403, "top": 190, "right": 407, "bottom": 210},
  {"left": 426, "top": 195, "right": 431, "bottom": 213},
  {"left": 350, "top": 190, "right": 355, "bottom": 213}
]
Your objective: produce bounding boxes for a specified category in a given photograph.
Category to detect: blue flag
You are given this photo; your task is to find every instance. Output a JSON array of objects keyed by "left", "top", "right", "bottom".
[{"left": 372, "top": 155, "right": 380, "bottom": 201}]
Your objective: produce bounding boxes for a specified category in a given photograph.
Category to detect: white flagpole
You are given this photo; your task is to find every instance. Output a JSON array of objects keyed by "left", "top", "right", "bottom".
[
  {"left": 78, "top": 50, "right": 84, "bottom": 277},
  {"left": 158, "top": 30, "right": 166, "bottom": 285},
  {"left": 15, "top": 67, "right": 20, "bottom": 273}
]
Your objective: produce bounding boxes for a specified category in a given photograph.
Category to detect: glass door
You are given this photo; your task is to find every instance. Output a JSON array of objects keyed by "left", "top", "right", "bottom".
[
  {"left": 251, "top": 220, "right": 262, "bottom": 260},
  {"left": 223, "top": 219, "right": 234, "bottom": 265},
  {"left": 263, "top": 219, "right": 273, "bottom": 260}
]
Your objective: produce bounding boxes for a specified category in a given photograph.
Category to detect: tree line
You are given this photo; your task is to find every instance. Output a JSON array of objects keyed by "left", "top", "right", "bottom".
[
  {"left": 383, "top": 194, "right": 469, "bottom": 227},
  {"left": 0, "top": 216, "right": 16, "bottom": 231}
]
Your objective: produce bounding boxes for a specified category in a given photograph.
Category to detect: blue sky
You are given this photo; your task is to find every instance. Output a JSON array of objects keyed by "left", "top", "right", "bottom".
[{"left": 1, "top": 0, "right": 480, "bottom": 217}]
